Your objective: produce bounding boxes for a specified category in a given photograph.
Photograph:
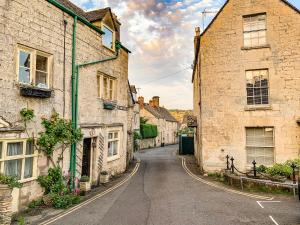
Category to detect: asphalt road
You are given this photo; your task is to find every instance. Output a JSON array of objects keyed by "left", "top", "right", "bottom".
[{"left": 49, "top": 145, "right": 300, "bottom": 225}]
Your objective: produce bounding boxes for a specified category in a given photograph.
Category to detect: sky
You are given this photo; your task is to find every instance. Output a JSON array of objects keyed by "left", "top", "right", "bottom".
[{"left": 70, "top": 0, "right": 300, "bottom": 110}]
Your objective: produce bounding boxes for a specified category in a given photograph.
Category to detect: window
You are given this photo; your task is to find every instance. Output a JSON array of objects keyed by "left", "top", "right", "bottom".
[
  {"left": 17, "top": 45, "right": 52, "bottom": 88},
  {"left": 246, "top": 127, "right": 274, "bottom": 165},
  {"left": 102, "top": 25, "right": 114, "bottom": 50},
  {"left": 243, "top": 14, "right": 267, "bottom": 48},
  {"left": 107, "top": 131, "right": 119, "bottom": 158},
  {"left": 0, "top": 139, "right": 38, "bottom": 181},
  {"left": 246, "top": 69, "right": 269, "bottom": 105},
  {"left": 97, "top": 73, "right": 117, "bottom": 101}
]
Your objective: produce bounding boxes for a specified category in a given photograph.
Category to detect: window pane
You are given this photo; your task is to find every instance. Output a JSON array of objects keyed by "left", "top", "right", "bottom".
[
  {"left": 108, "top": 141, "right": 113, "bottom": 157},
  {"left": 103, "top": 26, "right": 113, "bottom": 49},
  {"left": 113, "top": 141, "right": 118, "bottom": 155},
  {"left": 7, "top": 142, "right": 23, "bottom": 156},
  {"left": 0, "top": 142, "right": 2, "bottom": 159},
  {"left": 19, "top": 67, "right": 31, "bottom": 83},
  {"left": 114, "top": 132, "right": 118, "bottom": 139},
  {"left": 5, "top": 159, "right": 22, "bottom": 179},
  {"left": 26, "top": 141, "right": 34, "bottom": 155},
  {"left": 19, "top": 51, "right": 31, "bottom": 68},
  {"left": 24, "top": 157, "right": 33, "bottom": 179},
  {"left": 36, "top": 71, "right": 48, "bottom": 87},
  {"left": 36, "top": 55, "right": 48, "bottom": 72},
  {"left": 104, "top": 77, "right": 108, "bottom": 99},
  {"left": 108, "top": 133, "right": 113, "bottom": 139}
]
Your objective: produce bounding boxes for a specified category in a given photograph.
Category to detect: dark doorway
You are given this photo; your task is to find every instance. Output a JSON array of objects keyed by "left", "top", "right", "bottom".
[
  {"left": 82, "top": 138, "right": 91, "bottom": 177},
  {"left": 179, "top": 135, "right": 194, "bottom": 155}
]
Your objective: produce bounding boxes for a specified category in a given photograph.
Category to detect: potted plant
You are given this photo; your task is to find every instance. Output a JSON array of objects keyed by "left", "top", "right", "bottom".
[
  {"left": 100, "top": 171, "right": 109, "bottom": 184},
  {"left": 79, "top": 176, "right": 91, "bottom": 192},
  {"left": 0, "top": 174, "right": 22, "bottom": 225}
]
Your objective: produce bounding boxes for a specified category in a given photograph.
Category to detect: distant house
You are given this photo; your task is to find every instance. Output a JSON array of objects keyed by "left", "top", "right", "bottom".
[
  {"left": 138, "top": 96, "right": 178, "bottom": 149},
  {"left": 192, "top": 0, "right": 300, "bottom": 172}
]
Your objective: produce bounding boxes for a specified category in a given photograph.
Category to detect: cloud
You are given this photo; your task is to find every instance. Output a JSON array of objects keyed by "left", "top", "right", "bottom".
[{"left": 70, "top": 0, "right": 226, "bottom": 109}]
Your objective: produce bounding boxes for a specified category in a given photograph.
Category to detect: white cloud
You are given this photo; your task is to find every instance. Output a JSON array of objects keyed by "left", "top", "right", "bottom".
[{"left": 70, "top": 0, "right": 226, "bottom": 109}]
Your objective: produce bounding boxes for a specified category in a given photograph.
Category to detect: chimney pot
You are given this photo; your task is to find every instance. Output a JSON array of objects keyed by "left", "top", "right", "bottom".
[
  {"left": 138, "top": 96, "right": 144, "bottom": 109},
  {"left": 152, "top": 96, "right": 160, "bottom": 108},
  {"left": 195, "top": 27, "right": 201, "bottom": 36}
]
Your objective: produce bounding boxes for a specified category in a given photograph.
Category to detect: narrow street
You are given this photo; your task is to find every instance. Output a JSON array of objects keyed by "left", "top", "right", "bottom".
[{"left": 48, "top": 145, "right": 300, "bottom": 225}]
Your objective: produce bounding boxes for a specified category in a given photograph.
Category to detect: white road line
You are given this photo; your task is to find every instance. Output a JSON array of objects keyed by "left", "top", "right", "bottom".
[
  {"left": 269, "top": 215, "right": 279, "bottom": 225},
  {"left": 181, "top": 157, "right": 273, "bottom": 200},
  {"left": 39, "top": 162, "right": 140, "bottom": 225},
  {"left": 256, "top": 201, "right": 281, "bottom": 209}
]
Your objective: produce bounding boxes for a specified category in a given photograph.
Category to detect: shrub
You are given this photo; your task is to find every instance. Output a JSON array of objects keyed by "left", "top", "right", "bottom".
[
  {"left": 20, "top": 108, "right": 34, "bottom": 122},
  {"left": 256, "top": 165, "right": 268, "bottom": 173},
  {"left": 37, "top": 166, "right": 65, "bottom": 194},
  {"left": 140, "top": 124, "right": 158, "bottom": 139},
  {"left": 0, "top": 174, "right": 23, "bottom": 189},
  {"left": 50, "top": 193, "right": 81, "bottom": 209},
  {"left": 28, "top": 198, "right": 43, "bottom": 209},
  {"left": 266, "top": 163, "right": 292, "bottom": 177}
]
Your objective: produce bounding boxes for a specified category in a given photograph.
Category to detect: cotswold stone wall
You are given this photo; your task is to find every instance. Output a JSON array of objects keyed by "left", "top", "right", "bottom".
[
  {"left": 196, "top": 0, "right": 300, "bottom": 171},
  {"left": 0, "top": 0, "right": 129, "bottom": 211}
]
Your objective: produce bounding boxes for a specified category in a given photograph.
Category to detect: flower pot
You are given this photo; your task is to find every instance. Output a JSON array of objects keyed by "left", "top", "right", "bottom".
[
  {"left": 80, "top": 182, "right": 91, "bottom": 192},
  {"left": 0, "top": 184, "right": 13, "bottom": 199},
  {"left": 100, "top": 174, "right": 109, "bottom": 184}
]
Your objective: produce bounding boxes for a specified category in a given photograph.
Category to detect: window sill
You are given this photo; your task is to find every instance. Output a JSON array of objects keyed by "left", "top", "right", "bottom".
[
  {"left": 19, "top": 177, "right": 37, "bottom": 184},
  {"left": 19, "top": 85, "right": 52, "bottom": 98},
  {"left": 244, "top": 105, "right": 272, "bottom": 111},
  {"left": 103, "top": 45, "right": 116, "bottom": 54},
  {"left": 107, "top": 154, "right": 120, "bottom": 162},
  {"left": 241, "top": 44, "right": 270, "bottom": 51}
]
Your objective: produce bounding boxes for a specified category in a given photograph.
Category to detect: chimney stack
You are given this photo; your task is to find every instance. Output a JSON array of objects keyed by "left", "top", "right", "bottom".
[
  {"left": 152, "top": 96, "right": 160, "bottom": 108},
  {"left": 195, "top": 27, "right": 201, "bottom": 36},
  {"left": 138, "top": 96, "right": 144, "bottom": 109}
]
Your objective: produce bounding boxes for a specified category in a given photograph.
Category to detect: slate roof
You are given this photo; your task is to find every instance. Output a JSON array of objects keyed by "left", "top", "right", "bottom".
[
  {"left": 144, "top": 104, "right": 178, "bottom": 123},
  {"left": 85, "top": 8, "right": 110, "bottom": 22},
  {"left": 56, "top": 0, "right": 87, "bottom": 18}
]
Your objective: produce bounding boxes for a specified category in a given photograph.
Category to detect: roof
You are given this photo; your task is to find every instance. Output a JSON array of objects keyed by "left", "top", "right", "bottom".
[
  {"left": 144, "top": 104, "right": 178, "bottom": 123},
  {"left": 201, "top": 0, "right": 299, "bottom": 37},
  {"left": 56, "top": 0, "right": 87, "bottom": 18},
  {"left": 85, "top": 8, "right": 110, "bottom": 22}
]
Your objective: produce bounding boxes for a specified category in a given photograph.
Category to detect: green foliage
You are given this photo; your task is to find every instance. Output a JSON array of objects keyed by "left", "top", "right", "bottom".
[
  {"left": 17, "top": 216, "right": 26, "bottom": 225},
  {"left": 140, "top": 124, "right": 158, "bottom": 139},
  {"left": 266, "top": 163, "right": 292, "bottom": 177},
  {"left": 79, "top": 175, "right": 90, "bottom": 182},
  {"left": 20, "top": 108, "right": 35, "bottom": 122},
  {"left": 256, "top": 165, "right": 268, "bottom": 173},
  {"left": 284, "top": 159, "right": 300, "bottom": 168},
  {"left": 50, "top": 193, "right": 81, "bottom": 209},
  {"left": 37, "top": 166, "right": 65, "bottom": 195},
  {"left": 37, "top": 112, "right": 83, "bottom": 156},
  {"left": 134, "top": 131, "right": 141, "bottom": 152},
  {"left": 28, "top": 198, "right": 43, "bottom": 209},
  {"left": 0, "top": 174, "right": 23, "bottom": 189},
  {"left": 140, "top": 117, "right": 148, "bottom": 125}
]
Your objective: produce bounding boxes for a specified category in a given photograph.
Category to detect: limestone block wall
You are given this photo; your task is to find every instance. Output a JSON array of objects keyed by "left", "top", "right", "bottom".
[{"left": 196, "top": 0, "right": 300, "bottom": 171}]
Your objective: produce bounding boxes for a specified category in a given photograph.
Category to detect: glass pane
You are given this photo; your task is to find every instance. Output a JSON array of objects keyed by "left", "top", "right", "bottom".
[
  {"left": 19, "top": 51, "right": 31, "bottom": 68},
  {"left": 19, "top": 67, "right": 30, "bottom": 83},
  {"left": 5, "top": 159, "right": 22, "bottom": 179},
  {"left": 24, "top": 157, "right": 33, "bottom": 179},
  {"left": 36, "top": 55, "right": 48, "bottom": 72},
  {"left": 108, "top": 133, "right": 113, "bottom": 139},
  {"left": 247, "top": 97, "right": 254, "bottom": 105},
  {"left": 108, "top": 141, "right": 113, "bottom": 157},
  {"left": 0, "top": 142, "right": 2, "bottom": 159},
  {"left": 36, "top": 71, "right": 48, "bottom": 87},
  {"left": 26, "top": 141, "right": 34, "bottom": 155},
  {"left": 113, "top": 141, "right": 118, "bottom": 155},
  {"left": 114, "top": 132, "right": 118, "bottom": 139},
  {"left": 103, "top": 26, "right": 113, "bottom": 49},
  {"left": 7, "top": 142, "right": 23, "bottom": 156},
  {"left": 104, "top": 77, "right": 108, "bottom": 98}
]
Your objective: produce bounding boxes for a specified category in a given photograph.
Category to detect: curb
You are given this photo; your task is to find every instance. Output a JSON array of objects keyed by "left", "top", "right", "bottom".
[
  {"left": 181, "top": 157, "right": 273, "bottom": 201},
  {"left": 39, "top": 161, "right": 140, "bottom": 225}
]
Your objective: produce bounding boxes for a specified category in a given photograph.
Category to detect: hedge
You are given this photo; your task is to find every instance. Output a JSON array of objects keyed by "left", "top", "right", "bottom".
[{"left": 140, "top": 124, "right": 158, "bottom": 139}]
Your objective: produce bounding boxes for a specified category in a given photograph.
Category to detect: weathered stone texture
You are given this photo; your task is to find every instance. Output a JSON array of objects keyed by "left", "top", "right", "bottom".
[{"left": 194, "top": 0, "right": 300, "bottom": 171}]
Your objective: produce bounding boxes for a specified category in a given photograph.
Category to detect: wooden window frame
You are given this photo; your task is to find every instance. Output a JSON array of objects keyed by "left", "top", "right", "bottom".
[
  {"left": 245, "top": 127, "right": 275, "bottom": 166},
  {"left": 17, "top": 45, "right": 52, "bottom": 89},
  {"left": 97, "top": 72, "right": 117, "bottom": 101},
  {"left": 107, "top": 129, "right": 121, "bottom": 161},
  {"left": 0, "top": 139, "right": 38, "bottom": 183},
  {"left": 102, "top": 24, "right": 115, "bottom": 51}
]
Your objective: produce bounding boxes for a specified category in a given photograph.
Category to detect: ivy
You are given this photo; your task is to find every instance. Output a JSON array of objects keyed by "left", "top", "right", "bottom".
[
  {"left": 20, "top": 108, "right": 35, "bottom": 122},
  {"left": 0, "top": 174, "right": 23, "bottom": 189}
]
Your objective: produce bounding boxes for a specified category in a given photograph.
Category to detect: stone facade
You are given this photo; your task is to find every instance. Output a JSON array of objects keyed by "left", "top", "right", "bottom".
[
  {"left": 139, "top": 96, "right": 178, "bottom": 149},
  {"left": 0, "top": 0, "right": 130, "bottom": 212},
  {"left": 192, "top": 0, "right": 300, "bottom": 172}
]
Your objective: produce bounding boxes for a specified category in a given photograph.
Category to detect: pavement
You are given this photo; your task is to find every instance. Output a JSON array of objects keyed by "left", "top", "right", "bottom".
[{"left": 42, "top": 145, "right": 300, "bottom": 225}]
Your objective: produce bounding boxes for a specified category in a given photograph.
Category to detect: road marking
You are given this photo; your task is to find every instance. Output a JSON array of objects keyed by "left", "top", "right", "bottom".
[
  {"left": 269, "top": 215, "right": 279, "bottom": 225},
  {"left": 39, "top": 162, "right": 140, "bottom": 225},
  {"left": 256, "top": 201, "right": 281, "bottom": 209},
  {"left": 181, "top": 157, "right": 273, "bottom": 200}
]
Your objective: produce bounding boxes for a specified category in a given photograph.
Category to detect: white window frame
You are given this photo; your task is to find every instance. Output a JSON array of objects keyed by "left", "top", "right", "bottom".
[
  {"left": 243, "top": 13, "right": 267, "bottom": 48},
  {"left": 0, "top": 139, "right": 38, "bottom": 183},
  {"left": 17, "top": 45, "right": 52, "bottom": 89},
  {"left": 97, "top": 72, "right": 117, "bottom": 101},
  {"left": 246, "top": 127, "right": 275, "bottom": 166},
  {"left": 107, "top": 129, "right": 121, "bottom": 162},
  {"left": 246, "top": 69, "right": 269, "bottom": 106},
  {"left": 102, "top": 24, "right": 115, "bottom": 51}
]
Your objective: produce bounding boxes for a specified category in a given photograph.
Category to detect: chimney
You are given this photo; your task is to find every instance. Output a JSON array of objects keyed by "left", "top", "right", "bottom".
[
  {"left": 194, "top": 27, "right": 201, "bottom": 54},
  {"left": 195, "top": 27, "right": 200, "bottom": 36},
  {"left": 149, "top": 100, "right": 154, "bottom": 107},
  {"left": 138, "top": 96, "right": 144, "bottom": 109},
  {"left": 152, "top": 96, "right": 160, "bottom": 108}
]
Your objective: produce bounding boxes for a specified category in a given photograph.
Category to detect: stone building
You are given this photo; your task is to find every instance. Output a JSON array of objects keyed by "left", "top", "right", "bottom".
[
  {"left": 138, "top": 96, "right": 178, "bottom": 149},
  {"left": 0, "top": 0, "right": 131, "bottom": 212},
  {"left": 192, "top": 0, "right": 300, "bottom": 172}
]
